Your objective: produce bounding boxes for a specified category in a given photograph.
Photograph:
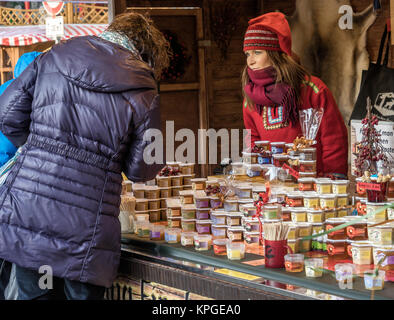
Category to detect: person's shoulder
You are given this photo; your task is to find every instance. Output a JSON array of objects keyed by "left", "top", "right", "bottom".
[{"left": 302, "top": 75, "right": 328, "bottom": 95}]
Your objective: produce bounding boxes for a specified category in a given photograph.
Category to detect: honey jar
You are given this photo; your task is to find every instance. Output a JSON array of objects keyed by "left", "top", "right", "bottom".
[
  {"left": 297, "top": 222, "right": 312, "bottom": 237},
  {"left": 255, "top": 140, "right": 271, "bottom": 150},
  {"left": 179, "top": 190, "right": 194, "bottom": 205},
  {"left": 326, "top": 238, "right": 348, "bottom": 258},
  {"left": 263, "top": 205, "right": 282, "bottom": 220},
  {"left": 298, "top": 172, "right": 317, "bottom": 178},
  {"left": 226, "top": 213, "right": 243, "bottom": 227},
  {"left": 319, "top": 194, "right": 337, "bottom": 209},
  {"left": 324, "top": 208, "right": 337, "bottom": 219},
  {"left": 389, "top": 207, "right": 394, "bottom": 220},
  {"left": 326, "top": 218, "right": 347, "bottom": 240},
  {"left": 368, "top": 224, "right": 393, "bottom": 245},
  {"left": 183, "top": 174, "right": 195, "bottom": 186},
  {"left": 284, "top": 254, "right": 305, "bottom": 272},
  {"left": 239, "top": 203, "right": 257, "bottom": 218},
  {"left": 210, "top": 196, "right": 223, "bottom": 209},
  {"left": 211, "top": 210, "right": 227, "bottom": 225},
  {"left": 196, "top": 208, "right": 211, "bottom": 220},
  {"left": 347, "top": 241, "right": 372, "bottom": 265},
  {"left": 227, "top": 226, "right": 244, "bottom": 242},
  {"left": 337, "top": 207, "right": 350, "bottom": 217},
  {"left": 272, "top": 154, "right": 289, "bottom": 168},
  {"left": 136, "top": 221, "right": 151, "bottom": 238},
  {"left": 164, "top": 228, "right": 182, "bottom": 243},
  {"left": 336, "top": 194, "right": 349, "bottom": 207},
  {"left": 242, "top": 152, "right": 259, "bottom": 164},
  {"left": 148, "top": 199, "right": 160, "bottom": 210},
  {"left": 150, "top": 225, "right": 165, "bottom": 241},
  {"left": 374, "top": 246, "right": 394, "bottom": 270},
  {"left": 179, "top": 163, "right": 195, "bottom": 175},
  {"left": 223, "top": 199, "right": 239, "bottom": 212},
  {"left": 300, "top": 147, "right": 316, "bottom": 161},
  {"left": 213, "top": 239, "right": 228, "bottom": 255},
  {"left": 366, "top": 177, "right": 389, "bottom": 203},
  {"left": 299, "top": 160, "right": 317, "bottom": 173},
  {"left": 181, "top": 219, "right": 196, "bottom": 232},
  {"left": 145, "top": 186, "right": 160, "bottom": 199},
  {"left": 270, "top": 142, "right": 286, "bottom": 154},
  {"left": 242, "top": 217, "right": 260, "bottom": 232},
  {"left": 194, "top": 196, "right": 211, "bottom": 209},
  {"left": 298, "top": 178, "right": 315, "bottom": 191},
  {"left": 291, "top": 207, "right": 307, "bottom": 223},
  {"left": 167, "top": 217, "right": 182, "bottom": 228},
  {"left": 196, "top": 220, "right": 212, "bottom": 234},
  {"left": 346, "top": 221, "right": 368, "bottom": 240},
  {"left": 388, "top": 178, "right": 394, "bottom": 198},
  {"left": 191, "top": 178, "right": 207, "bottom": 191},
  {"left": 194, "top": 235, "right": 212, "bottom": 251},
  {"left": 160, "top": 209, "right": 167, "bottom": 221},
  {"left": 132, "top": 184, "right": 146, "bottom": 199},
  {"left": 181, "top": 232, "right": 197, "bottom": 246},
  {"left": 315, "top": 179, "right": 332, "bottom": 194},
  {"left": 244, "top": 231, "right": 260, "bottom": 246},
  {"left": 366, "top": 202, "right": 388, "bottom": 223},
  {"left": 149, "top": 209, "right": 161, "bottom": 222},
  {"left": 156, "top": 176, "right": 171, "bottom": 188},
  {"left": 171, "top": 186, "right": 183, "bottom": 197},
  {"left": 332, "top": 180, "right": 350, "bottom": 194},
  {"left": 298, "top": 238, "right": 312, "bottom": 253},
  {"left": 181, "top": 205, "right": 197, "bottom": 219},
  {"left": 236, "top": 185, "right": 253, "bottom": 199},
  {"left": 303, "top": 192, "right": 320, "bottom": 209},
  {"left": 159, "top": 187, "right": 171, "bottom": 198},
  {"left": 211, "top": 224, "right": 228, "bottom": 239},
  {"left": 166, "top": 204, "right": 181, "bottom": 217},
  {"left": 355, "top": 197, "right": 367, "bottom": 216},
  {"left": 285, "top": 222, "right": 299, "bottom": 240},
  {"left": 287, "top": 239, "right": 300, "bottom": 253},
  {"left": 257, "top": 152, "right": 272, "bottom": 165},
  {"left": 307, "top": 209, "right": 324, "bottom": 223},
  {"left": 135, "top": 199, "right": 149, "bottom": 211},
  {"left": 286, "top": 193, "right": 304, "bottom": 207}
]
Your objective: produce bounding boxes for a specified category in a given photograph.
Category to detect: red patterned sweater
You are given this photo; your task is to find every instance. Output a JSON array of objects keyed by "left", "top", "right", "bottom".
[{"left": 243, "top": 76, "right": 348, "bottom": 176}]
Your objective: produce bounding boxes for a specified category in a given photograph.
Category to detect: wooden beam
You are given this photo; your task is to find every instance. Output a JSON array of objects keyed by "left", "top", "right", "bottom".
[{"left": 114, "top": 0, "right": 127, "bottom": 16}]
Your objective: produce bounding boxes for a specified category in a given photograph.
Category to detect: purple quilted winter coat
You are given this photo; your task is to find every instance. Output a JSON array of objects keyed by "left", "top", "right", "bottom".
[{"left": 0, "top": 36, "right": 164, "bottom": 287}]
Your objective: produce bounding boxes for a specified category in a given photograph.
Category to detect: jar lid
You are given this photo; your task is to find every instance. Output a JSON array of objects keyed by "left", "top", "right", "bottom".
[
  {"left": 132, "top": 184, "right": 146, "bottom": 190},
  {"left": 242, "top": 217, "right": 259, "bottom": 223},
  {"left": 213, "top": 238, "right": 229, "bottom": 245},
  {"left": 226, "top": 212, "right": 243, "bottom": 217},
  {"left": 179, "top": 163, "right": 195, "bottom": 167},
  {"left": 167, "top": 216, "right": 182, "bottom": 220},
  {"left": 264, "top": 204, "right": 280, "bottom": 209},
  {"left": 271, "top": 141, "right": 285, "bottom": 146},
  {"left": 196, "top": 220, "right": 212, "bottom": 224},
  {"left": 366, "top": 202, "right": 389, "bottom": 206},
  {"left": 227, "top": 226, "right": 245, "bottom": 231},
  {"left": 211, "top": 224, "right": 228, "bottom": 228},
  {"left": 315, "top": 179, "right": 332, "bottom": 185},
  {"left": 165, "top": 227, "right": 182, "bottom": 233},
  {"left": 272, "top": 154, "right": 289, "bottom": 159},
  {"left": 296, "top": 222, "right": 312, "bottom": 228},
  {"left": 373, "top": 245, "right": 394, "bottom": 250},
  {"left": 194, "top": 196, "right": 210, "bottom": 200},
  {"left": 194, "top": 234, "right": 212, "bottom": 240},
  {"left": 145, "top": 185, "right": 159, "bottom": 191},
  {"left": 326, "top": 238, "right": 347, "bottom": 243},
  {"left": 303, "top": 192, "right": 319, "bottom": 198},
  {"left": 182, "top": 219, "right": 197, "bottom": 222},
  {"left": 319, "top": 194, "right": 337, "bottom": 199},
  {"left": 252, "top": 186, "right": 266, "bottom": 192},
  {"left": 242, "top": 152, "right": 260, "bottom": 156},
  {"left": 336, "top": 194, "right": 349, "bottom": 197},
  {"left": 196, "top": 207, "right": 211, "bottom": 211},
  {"left": 281, "top": 207, "right": 292, "bottom": 212},
  {"left": 298, "top": 178, "right": 315, "bottom": 183},
  {"left": 287, "top": 192, "right": 303, "bottom": 198},
  {"left": 285, "top": 143, "right": 294, "bottom": 147},
  {"left": 211, "top": 211, "right": 227, "bottom": 216},
  {"left": 231, "top": 162, "right": 244, "bottom": 167},
  {"left": 136, "top": 198, "right": 148, "bottom": 202},
  {"left": 262, "top": 219, "right": 283, "bottom": 223},
  {"left": 349, "top": 241, "right": 372, "bottom": 247},
  {"left": 243, "top": 231, "right": 260, "bottom": 236},
  {"left": 182, "top": 174, "right": 195, "bottom": 178},
  {"left": 190, "top": 178, "right": 207, "bottom": 182},
  {"left": 326, "top": 218, "right": 346, "bottom": 223},
  {"left": 311, "top": 222, "right": 325, "bottom": 226},
  {"left": 355, "top": 196, "right": 367, "bottom": 202},
  {"left": 301, "top": 147, "right": 316, "bottom": 152},
  {"left": 332, "top": 180, "right": 349, "bottom": 185},
  {"left": 290, "top": 207, "right": 307, "bottom": 212},
  {"left": 239, "top": 203, "right": 255, "bottom": 208},
  {"left": 299, "top": 160, "right": 316, "bottom": 164},
  {"left": 255, "top": 140, "right": 270, "bottom": 144},
  {"left": 179, "top": 190, "right": 194, "bottom": 196},
  {"left": 123, "top": 180, "right": 132, "bottom": 185},
  {"left": 225, "top": 199, "right": 238, "bottom": 203},
  {"left": 182, "top": 204, "right": 197, "bottom": 210},
  {"left": 299, "top": 172, "right": 317, "bottom": 177},
  {"left": 157, "top": 175, "right": 171, "bottom": 179},
  {"left": 307, "top": 209, "right": 323, "bottom": 213}
]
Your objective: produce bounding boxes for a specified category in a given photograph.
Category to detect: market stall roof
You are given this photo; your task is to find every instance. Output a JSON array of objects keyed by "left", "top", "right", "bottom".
[{"left": 0, "top": 24, "right": 108, "bottom": 46}]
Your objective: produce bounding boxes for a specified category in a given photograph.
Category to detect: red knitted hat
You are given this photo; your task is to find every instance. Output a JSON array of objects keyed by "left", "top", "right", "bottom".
[{"left": 243, "top": 12, "right": 292, "bottom": 57}]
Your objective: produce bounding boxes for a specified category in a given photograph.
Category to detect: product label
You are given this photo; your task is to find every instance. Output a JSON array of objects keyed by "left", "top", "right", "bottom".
[
  {"left": 299, "top": 228, "right": 312, "bottom": 237},
  {"left": 212, "top": 228, "right": 226, "bottom": 237},
  {"left": 305, "top": 198, "right": 319, "bottom": 208},
  {"left": 257, "top": 156, "right": 270, "bottom": 164},
  {"left": 271, "top": 146, "right": 284, "bottom": 154},
  {"left": 195, "top": 240, "right": 208, "bottom": 249},
  {"left": 388, "top": 208, "right": 394, "bottom": 220},
  {"left": 292, "top": 213, "right": 306, "bottom": 223},
  {"left": 308, "top": 213, "right": 322, "bottom": 223},
  {"left": 165, "top": 233, "right": 177, "bottom": 242},
  {"left": 229, "top": 232, "right": 242, "bottom": 241},
  {"left": 197, "top": 225, "right": 210, "bottom": 233},
  {"left": 150, "top": 231, "right": 161, "bottom": 239},
  {"left": 197, "top": 212, "right": 210, "bottom": 220},
  {"left": 352, "top": 248, "right": 371, "bottom": 264},
  {"left": 358, "top": 182, "right": 382, "bottom": 191},
  {"left": 181, "top": 237, "right": 193, "bottom": 246},
  {"left": 245, "top": 235, "right": 259, "bottom": 244}
]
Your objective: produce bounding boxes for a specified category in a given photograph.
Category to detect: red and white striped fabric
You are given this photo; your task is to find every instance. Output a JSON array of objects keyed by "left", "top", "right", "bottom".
[{"left": 0, "top": 24, "right": 107, "bottom": 46}]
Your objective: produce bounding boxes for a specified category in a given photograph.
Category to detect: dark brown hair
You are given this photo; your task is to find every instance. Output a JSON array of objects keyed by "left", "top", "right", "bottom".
[
  {"left": 241, "top": 51, "right": 311, "bottom": 112},
  {"left": 108, "top": 11, "right": 172, "bottom": 79}
]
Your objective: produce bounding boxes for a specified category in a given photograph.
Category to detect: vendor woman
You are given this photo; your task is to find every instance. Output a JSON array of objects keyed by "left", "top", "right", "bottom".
[{"left": 242, "top": 12, "right": 348, "bottom": 178}]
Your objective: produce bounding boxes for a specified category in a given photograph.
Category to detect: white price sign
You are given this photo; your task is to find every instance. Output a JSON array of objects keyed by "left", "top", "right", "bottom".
[
  {"left": 350, "top": 120, "right": 394, "bottom": 175},
  {"left": 45, "top": 16, "right": 64, "bottom": 40}
]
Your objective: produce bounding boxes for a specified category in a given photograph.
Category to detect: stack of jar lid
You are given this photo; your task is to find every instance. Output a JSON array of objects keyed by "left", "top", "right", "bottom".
[{"left": 156, "top": 162, "right": 196, "bottom": 197}]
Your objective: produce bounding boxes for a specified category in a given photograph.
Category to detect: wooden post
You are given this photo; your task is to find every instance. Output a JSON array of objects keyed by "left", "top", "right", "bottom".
[
  {"left": 258, "top": 0, "right": 264, "bottom": 14},
  {"left": 66, "top": 3, "right": 73, "bottom": 24},
  {"left": 114, "top": 0, "right": 127, "bottom": 16},
  {"left": 391, "top": 0, "right": 394, "bottom": 45}
]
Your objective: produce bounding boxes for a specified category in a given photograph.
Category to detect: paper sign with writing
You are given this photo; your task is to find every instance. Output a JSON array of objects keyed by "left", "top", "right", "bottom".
[{"left": 357, "top": 182, "right": 382, "bottom": 191}]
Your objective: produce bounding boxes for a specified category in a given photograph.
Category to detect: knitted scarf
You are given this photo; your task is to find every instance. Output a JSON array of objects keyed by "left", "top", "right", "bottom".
[
  {"left": 97, "top": 30, "right": 143, "bottom": 62},
  {"left": 244, "top": 66, "right": 299, "bottom": 125}
]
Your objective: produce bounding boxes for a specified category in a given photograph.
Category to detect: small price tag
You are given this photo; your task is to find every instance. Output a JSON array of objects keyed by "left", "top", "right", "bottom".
[
  {"left": 358, "top": 182, "right": 382, "bottom": 191},
  {"left": 282, "top": 163, "right": 300, "bottom": 179}
]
